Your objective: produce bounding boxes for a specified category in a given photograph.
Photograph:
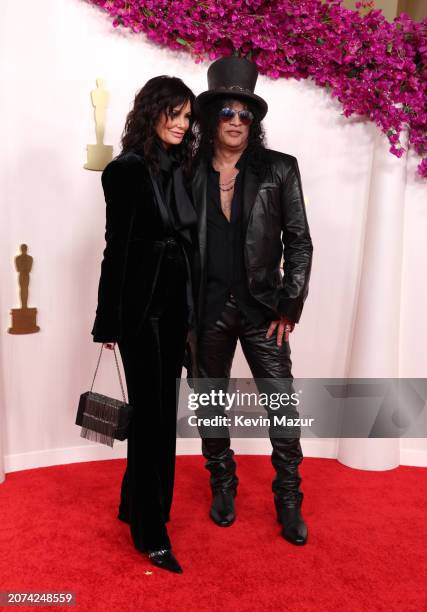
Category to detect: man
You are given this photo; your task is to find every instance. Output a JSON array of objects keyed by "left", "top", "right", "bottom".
[{"left": 189, "top": 56, "right": 313, "bottom": 545}]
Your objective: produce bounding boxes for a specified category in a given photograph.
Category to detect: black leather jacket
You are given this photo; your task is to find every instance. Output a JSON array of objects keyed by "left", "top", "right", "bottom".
[{"left": 191, "top": 148, "right": 313, "bottom": 326}]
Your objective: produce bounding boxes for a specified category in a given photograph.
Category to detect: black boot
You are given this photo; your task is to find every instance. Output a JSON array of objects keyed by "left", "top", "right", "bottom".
[
  {"left": 270, "top": 436, "right": 303, "bottom": 502},
  {"left": 202, "top": 440, "right": 239, "bottom": 526},
  {"left": 210, "top": 488, "right": 236, "bottom": 527},
  {"left": 275, "top": 493, "right": 308, "bottom": 545},
  {"left": 270, "top": 435, "right": 307, "bottom": 544}
]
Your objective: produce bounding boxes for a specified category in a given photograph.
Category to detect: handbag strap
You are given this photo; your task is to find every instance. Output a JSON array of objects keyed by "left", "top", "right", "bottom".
[{"left": 90, "top": 345, "right": 127, "bottom": 403}]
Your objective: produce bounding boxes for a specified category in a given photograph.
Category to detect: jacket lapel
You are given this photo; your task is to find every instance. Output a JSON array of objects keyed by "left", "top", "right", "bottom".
[
  {"left": 192, "top": 161, "right": 208, "bottom": 251},
  {"left": 192, "top": 161, "right": 208, "bottom": 319},
  {"left": 242, "top": 163, "right": 263, "bottom": 238}
]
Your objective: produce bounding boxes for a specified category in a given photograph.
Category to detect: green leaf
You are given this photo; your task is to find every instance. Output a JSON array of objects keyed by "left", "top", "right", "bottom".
[
  {"left": 347, "top": 68, "right": 359, "bottom": 78},
  {"left": 176, "top": 37, "right": 189, "bottom": 46}
]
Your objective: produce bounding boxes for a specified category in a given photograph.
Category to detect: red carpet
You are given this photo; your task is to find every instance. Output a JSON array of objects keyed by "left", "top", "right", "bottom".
[{"left": 1, "top": 456, "right": 426, "bottom": 612}]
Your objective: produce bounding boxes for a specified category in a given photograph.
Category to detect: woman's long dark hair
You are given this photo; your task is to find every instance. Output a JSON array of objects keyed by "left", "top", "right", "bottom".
[
  {"left": 196, "top": 96, "right": 267, "bottom": 171},
  {"left": 121, "top": 76, "right": 197, "bottom": 176}
]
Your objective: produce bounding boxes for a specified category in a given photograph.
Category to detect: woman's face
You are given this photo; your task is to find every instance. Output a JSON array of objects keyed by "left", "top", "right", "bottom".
[{"left": 155, "top": 100, "right": 192, "bottom": 148}]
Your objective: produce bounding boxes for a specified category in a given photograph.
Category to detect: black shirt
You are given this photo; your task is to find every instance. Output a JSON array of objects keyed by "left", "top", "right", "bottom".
[
  {"left": 154, "top": 144, "right": 198, "bottom": 326},
  {"left": 203, "top": 152, "right": 271, "bottom": 329},
  {"left": 155, "top": 143, "right": 197, "bottom": 244}
]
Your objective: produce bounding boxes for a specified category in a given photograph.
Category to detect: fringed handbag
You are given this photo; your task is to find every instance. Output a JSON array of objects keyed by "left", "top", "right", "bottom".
[{"left": 75, "top": 345, "right": 133, "bottom": 447}]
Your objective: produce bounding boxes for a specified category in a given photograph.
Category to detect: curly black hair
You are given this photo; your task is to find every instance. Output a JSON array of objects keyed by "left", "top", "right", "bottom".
[
  {"left": 120, "top": 76, "right": 198, "bottom": 176},
  {"left": 196, "top": 96, "right": 267, "bottom": 171}
]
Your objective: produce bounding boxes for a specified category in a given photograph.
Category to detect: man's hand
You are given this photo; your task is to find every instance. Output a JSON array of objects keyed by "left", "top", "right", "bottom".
[{"left": 266, "top": 316, "right": 295, "bottom": 346}]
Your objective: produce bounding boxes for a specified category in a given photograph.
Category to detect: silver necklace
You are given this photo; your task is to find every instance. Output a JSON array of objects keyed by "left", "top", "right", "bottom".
[
  {"left": 219, "top": 175, "right": 236, "bottom": 185},
  {"left": 218, "top": 172, "right": 238, "bottom": 192},
  {"left": 219, "top": 177, "right": 237, "bottom": 192},
  {"left": 213, "top": 158, "right": 239, "bottom": 190}
]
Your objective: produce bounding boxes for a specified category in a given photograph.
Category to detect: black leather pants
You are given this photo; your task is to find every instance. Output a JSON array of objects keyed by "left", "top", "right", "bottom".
[{"left": 195, "top": 295, "right": 303, "bottom": 504}]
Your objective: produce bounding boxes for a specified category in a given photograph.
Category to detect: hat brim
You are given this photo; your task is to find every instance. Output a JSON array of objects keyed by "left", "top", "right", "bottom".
[{"left": 196, "top": 90, "right": 268, "bottom": 120}]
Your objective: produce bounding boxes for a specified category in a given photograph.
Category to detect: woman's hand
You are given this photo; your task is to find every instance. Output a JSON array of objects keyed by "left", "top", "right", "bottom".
[{"left": 103, "top": 342, "right": 116, "bottom": 350}]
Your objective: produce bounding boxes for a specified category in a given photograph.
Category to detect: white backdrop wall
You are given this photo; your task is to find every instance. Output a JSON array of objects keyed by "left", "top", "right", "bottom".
[{"left": 1, "top": 0, "right": 426, "bottom": 479}]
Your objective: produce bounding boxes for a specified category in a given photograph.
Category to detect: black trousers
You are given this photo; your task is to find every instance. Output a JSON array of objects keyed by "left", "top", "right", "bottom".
[
  {"left": 117, "top": 241, "right": 188, "bottom": 551},
  {"left": 195, "top": 295, "right": 304, "bottom": 504}
]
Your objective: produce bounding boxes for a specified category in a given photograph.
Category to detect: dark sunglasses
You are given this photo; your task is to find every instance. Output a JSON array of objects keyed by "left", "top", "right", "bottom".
[{"left": 219, "top": 107, "right": 254, "bottom": 125}]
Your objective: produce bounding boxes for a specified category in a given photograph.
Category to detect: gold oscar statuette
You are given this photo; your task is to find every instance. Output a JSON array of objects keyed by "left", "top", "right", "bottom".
[
  {"left": 84, "top": 78, "right": 113, "bottom": 171},
  {"left": 8, "top": 244, "right": 40, "bottom": 334}
]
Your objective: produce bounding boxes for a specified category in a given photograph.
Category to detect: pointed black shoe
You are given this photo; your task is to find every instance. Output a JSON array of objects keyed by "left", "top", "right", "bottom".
[
  {"left": 148, "top": 549, "right": 183, "bottom": 574},
  {"left": 210, "top": 489, "right": 236, "bottom": 527},
  {"left": 275, "top": 498, "right": 308, "bottom": 546}
]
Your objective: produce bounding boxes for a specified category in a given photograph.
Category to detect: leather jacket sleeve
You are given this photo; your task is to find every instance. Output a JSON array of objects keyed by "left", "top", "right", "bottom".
[
  {"left": 278, "top": 158, "right": 313, "bottom": 323},
  {"left": 91, "top": 160, "right": 136, "bottom": 343}
]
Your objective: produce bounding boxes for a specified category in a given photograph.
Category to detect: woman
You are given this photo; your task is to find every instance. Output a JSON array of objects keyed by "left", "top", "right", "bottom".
[{"left": 91, "top": 76, "right": 198, "bottom": 574}]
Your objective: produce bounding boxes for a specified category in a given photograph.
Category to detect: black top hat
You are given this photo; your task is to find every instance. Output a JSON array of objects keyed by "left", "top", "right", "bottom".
[{"left": 197, "top": 56, "right": 268, "bottom": 120}]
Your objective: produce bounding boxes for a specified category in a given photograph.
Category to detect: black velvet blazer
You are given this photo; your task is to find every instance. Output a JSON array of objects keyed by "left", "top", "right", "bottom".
[{"left": 91, "top": 151, "right": 179, "bottom": 343}]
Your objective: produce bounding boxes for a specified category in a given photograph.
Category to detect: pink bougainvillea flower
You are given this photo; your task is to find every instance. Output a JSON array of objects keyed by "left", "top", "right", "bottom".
[{"left": 87, "top": 0, "right": 427, "bottom": 177}]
